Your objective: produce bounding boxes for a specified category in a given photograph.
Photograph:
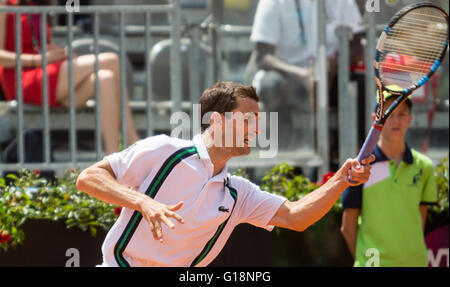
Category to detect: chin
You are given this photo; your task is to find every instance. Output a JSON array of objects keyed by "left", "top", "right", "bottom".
[
  {"left": 235, "top": 146, "right": 251, "bottom": 156},
  {"left": 387, "top": 132, "right": 405, "bottom": 140}
]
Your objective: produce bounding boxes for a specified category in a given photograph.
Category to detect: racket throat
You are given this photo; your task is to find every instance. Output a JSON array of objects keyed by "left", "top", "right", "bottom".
[{"left": 373, "top": 121, "right": 383, "bottom": 131}]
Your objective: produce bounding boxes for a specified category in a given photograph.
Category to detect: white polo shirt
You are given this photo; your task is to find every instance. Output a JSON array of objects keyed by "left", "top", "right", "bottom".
[{"left": 100, "top": 134, "right": 286, "bottom": 267}]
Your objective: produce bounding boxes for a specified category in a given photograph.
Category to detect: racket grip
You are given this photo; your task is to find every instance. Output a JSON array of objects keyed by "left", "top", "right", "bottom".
[
  {"left": 347, "top": 124, "right": 382, "bottom": 185},
  {"left": 357, "top": 124, "right": 382, "bottom": 163}
]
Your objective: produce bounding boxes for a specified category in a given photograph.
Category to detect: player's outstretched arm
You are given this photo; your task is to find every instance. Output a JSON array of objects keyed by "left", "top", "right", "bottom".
[
  {"left": 76, "top": 160, "right": 184, "bottom": 242},
  {"left": 268, "top": 156, "right": 374, "bottom": 232}
]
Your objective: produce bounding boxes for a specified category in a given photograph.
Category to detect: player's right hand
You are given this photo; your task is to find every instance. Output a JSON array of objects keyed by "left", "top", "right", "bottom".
[
  {"left": 137, "top": 198, "right": 185, "bottom": 243},
  {"left": 344, "top": 155, "right": 375, "bottom": 186}
]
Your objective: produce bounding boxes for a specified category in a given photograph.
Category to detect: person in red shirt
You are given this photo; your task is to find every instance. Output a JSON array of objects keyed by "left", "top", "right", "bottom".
[{"left": 0, "top": 0, "right": 140, "bottom": 155}]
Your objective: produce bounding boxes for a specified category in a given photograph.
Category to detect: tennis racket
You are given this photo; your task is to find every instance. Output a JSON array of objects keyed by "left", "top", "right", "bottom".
[{"left": 349, "top": 2, "right": 448, "bottom": 183}]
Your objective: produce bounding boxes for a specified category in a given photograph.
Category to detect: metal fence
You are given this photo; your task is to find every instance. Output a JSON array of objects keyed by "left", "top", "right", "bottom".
[
  {"left": 4, "top": 1, "right": 444, "bottom": 176},
  {"left": 0, "top": 0, "right": 328, "bottom": 176},
  {"left": 0, "top": 1, "right": 182, "bottom": 174}
]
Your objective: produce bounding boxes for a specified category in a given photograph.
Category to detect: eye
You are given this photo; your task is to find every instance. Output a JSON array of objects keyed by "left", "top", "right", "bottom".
[{"left": 244, "top": 113, "right": 257, "bottom": 121}]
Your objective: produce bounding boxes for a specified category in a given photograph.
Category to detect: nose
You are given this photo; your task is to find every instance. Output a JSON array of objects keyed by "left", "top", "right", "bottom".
[
  {"left": 252, "top": 119, "right": 260, "bottom": 136},
  {"left": 389, "top": 113, "right": 403, "bottom": 122}
]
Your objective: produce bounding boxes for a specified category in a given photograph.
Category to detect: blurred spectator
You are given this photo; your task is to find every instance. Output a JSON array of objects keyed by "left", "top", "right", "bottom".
[
  {"left": 0, "top": 0, "right": 140, "bottom": 155},
  {"left": 245, "top": 0, "right": 363, "bottom": 149},
  {"left": 340, "top": 88, "right": 438, "bottom": 267}
]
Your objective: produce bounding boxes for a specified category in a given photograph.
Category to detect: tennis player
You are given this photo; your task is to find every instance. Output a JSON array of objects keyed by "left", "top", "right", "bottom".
[{"left": 76, "top": 81, "right": 374, "bottom": 267}]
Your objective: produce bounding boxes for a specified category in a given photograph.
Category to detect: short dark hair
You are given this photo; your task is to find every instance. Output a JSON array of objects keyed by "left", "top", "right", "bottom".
[{"left": 199, "top": 82, "right": 259, "bottom": 132}]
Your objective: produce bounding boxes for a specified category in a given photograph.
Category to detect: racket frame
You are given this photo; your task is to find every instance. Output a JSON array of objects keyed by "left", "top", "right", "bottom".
[
  {"left": 374, "top": 2, "right": 449, "bottom": 127},
  {"left": 348, "top": 2, "right": 448, "bottom": 183}
]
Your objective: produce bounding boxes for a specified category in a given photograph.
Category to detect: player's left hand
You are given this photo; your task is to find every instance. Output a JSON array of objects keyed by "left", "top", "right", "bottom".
[{"left": 343, "top": 155, "right": 375, "bottom": 186}]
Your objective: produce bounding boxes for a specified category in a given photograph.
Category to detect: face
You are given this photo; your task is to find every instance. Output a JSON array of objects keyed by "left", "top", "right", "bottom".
[
  {"left": 211, "top": 97, "right": 260, "bottom": 156},
  {"left": 375, "top": 99, "right": 412, "bottom": 142}
]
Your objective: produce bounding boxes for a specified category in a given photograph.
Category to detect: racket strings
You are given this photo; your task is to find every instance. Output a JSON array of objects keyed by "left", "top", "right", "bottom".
[
  {"left": 382, "top": 40, "right": 442, "bottom": 66},
  {"left": 390, "top": 23, "right": 447, "bottom": 38},
  {"left": 382, "top": 42, "right": 442, "bottom": 61},
  {"left": 387, "top": 26, "right": 447, "bottom": 49},
  {"left": 385, "top": 28, "right": 446, "bottom": 46},
  {"left": 381, "top": 63, "right": 431, "bottom": 75},
  {"left": 385, "top": 30, "right": 446, "bottom": 59},
  {"left": 408, "top": 11, "right": 448, "bottom": 20},
  {"left": 398, "top": 15, "right": 447, "bottom": 28},
  {"left": 379, "top": 6, "right": 448, "bottom": 88}
]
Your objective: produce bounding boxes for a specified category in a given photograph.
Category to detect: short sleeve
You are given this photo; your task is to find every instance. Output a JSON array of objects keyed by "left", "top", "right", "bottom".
[
  {"left": 103, "top": 134, "right": 175, "bottom": 188},
  {"left": 250, "top": 0, "right": 280, "bottom": 45},
  {"left": 105, "top": 142, "right": 139, "bottom": 181},
  {"left": 341, "top": 185, "right": 363, "bottom": 209},
  {"left": 420, "top": 164, "right": 438, "bottom": 205},
  {"left": 229, "top": 175, "right": 286, "bottom": 231}
]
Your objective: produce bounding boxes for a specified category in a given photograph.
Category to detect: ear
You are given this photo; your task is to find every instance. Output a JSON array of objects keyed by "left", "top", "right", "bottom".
[
  {"left": 210, "top": 112, "right": 222, "bottom": 127},
  {"left": 371, "top": 113, "right": 376, "bottom": 122}
]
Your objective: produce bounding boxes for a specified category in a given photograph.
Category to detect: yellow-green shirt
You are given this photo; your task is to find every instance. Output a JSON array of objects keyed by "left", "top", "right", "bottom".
[{"left": 341, "top": 144, "right": 437, "bottom": 267}]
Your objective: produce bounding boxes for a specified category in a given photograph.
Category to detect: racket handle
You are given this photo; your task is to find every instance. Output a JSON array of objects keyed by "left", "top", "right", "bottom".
[
  {"left": 347, "top": 123, "right": 382, "bottom": 184},
  {"left": 357, "top": 123, "right": 382, "bottom": 163}
]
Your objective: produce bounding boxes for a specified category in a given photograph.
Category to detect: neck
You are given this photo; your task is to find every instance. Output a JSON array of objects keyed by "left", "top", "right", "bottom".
[
  {"left": 378, "top": 137, "right": 405, "bottom": 165},
  {"left": 201, "top": 132, "right": 231, "bottom": 176}
]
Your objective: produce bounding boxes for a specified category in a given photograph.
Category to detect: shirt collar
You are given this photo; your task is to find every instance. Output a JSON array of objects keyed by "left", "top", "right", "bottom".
[
  {"left": 192, "top": 134, "right": 228, "bottom": 182},
  {"left": 403, "top": 143, "right": 414, "bottom": 164},
  {"left": 192, "top": 133, "right": 210, "bottom": 161},
  {"left": 373, "top": 145, "right": 389, "bottom": 163},
  {"left": 373, "top": 143, "right": 413, "bottom": 164}
]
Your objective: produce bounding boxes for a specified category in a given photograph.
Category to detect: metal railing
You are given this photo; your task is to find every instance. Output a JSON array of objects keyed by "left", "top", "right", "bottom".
[
  {"left": 336, "top": 25, "right": 357, "bottom": 166},
  {"left": 0, "top": 1, "right": 182, "bottom": 173},
  {"left": 315, "top": 0, "right": 330, "bottom": 177}
]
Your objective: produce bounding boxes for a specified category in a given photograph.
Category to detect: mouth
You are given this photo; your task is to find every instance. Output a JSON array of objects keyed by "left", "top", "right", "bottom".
[
  {"left": 244, "top": 137, "right": 254, "bottom": 146},
  {"left": 245, "top": 134, "right": 256, "bottom": 143}
]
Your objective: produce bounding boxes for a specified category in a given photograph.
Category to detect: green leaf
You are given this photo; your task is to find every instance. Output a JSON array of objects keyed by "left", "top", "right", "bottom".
[
  {"left": 6, "top": 174, "right": 18, "bottom": 181},
  {"left": 89, "top": 226, "right": 97, "bottom": 237}
]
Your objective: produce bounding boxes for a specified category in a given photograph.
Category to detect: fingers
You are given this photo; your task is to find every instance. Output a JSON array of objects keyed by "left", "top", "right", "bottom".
[
  {"left": 168, "top": 201, "right": 183, "bottom": 211},
  {"left": 346, "top": 170, "right": 371, "bottom": 185},
  {"left": 149, "top": 218, "right": 164, "bottom": 243},
  {"left": 159, "top": 214, "right": 175, "bottom": 230},
  {"left": 350, "top": 160, "right": 362, "bottom": 171},
  {"left": 148, "top": 219, "right": 160, "bottom": 242},
  {"left": 142, "top": 200, "right": 185, "bottom": 243},
  {"left": 346, "top": 158, "right": 372, "bottom": 186},
  {"left": 361, "top": 154, "right": 376, "bottom": 165},
  {"left": 167, "top": 210, "right": 185, "bottom": 224}
]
